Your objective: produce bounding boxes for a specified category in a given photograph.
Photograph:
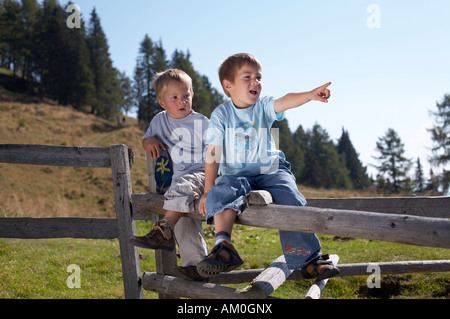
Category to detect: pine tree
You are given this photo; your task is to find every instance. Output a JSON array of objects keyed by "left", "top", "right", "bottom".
[
  {"left": 35, "top": 0, "right": 69, "bottom": 104},
  {"left": 373, "top": 128, "right": 412, "bottom": 194},
  {"left": 63, "top": 7, "right": 95, "bottom": 109},
  {"left": 19, "top": 0, "right": 39, "bottom": 90},
  {"left": 428, "top": 94, "right": 450, "bottom": 194},
  {"left": 413, "top": 157, "right": 425, "bottom": 194},
  {"left": 272, "top": 119, "right": 304, "bottom": 179},
  {"left": 87, "top": 8, "right": 120, "bottom": 118},
  {"left": 301, "top": 124, "right": 352, "bottom": 189},
  {"left": 134, "top": 34, "right": 163, "bottom": 125},
  {"left": 426, "top": 168, "right": 440, "bottom": 194},
  {"left": 337, "top": 128, "right": 370, "bottom": 189},
  {"left": 1, "top": 0, "right": 23, "bottom": 78},
  {"left": 429, "top": 94, "right": 450, "bottom": 166},
  {"left": 117, "top": 71, "right": 134, "bottom": 116}
]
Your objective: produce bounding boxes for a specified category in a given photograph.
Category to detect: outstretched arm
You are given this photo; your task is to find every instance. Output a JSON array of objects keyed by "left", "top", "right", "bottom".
[{"left": 274, "top": 82, "right": 331, "bottom": 114}]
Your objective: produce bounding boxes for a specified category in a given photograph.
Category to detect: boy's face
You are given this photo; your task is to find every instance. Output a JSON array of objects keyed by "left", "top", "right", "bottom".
[
  {"left": 223, "top": 63, "right": 262, "bottom": 108},
  {"left": 158, "top": 80, "right": 193, "bottom": 119}
]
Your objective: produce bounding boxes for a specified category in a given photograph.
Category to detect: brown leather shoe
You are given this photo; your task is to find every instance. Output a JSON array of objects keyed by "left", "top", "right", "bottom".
[{"left": 129, "top": 220, "right": 175, "bottom": 251}]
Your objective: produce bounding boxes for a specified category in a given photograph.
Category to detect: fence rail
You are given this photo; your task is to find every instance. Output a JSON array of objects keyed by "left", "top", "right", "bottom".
[
  {"left": 132, "top": 192, "right": 450, "bottom": 249},
  {"left": 0, "top": 217, "right": 118, "bottom": 239},
  {"left": 0, "top": 144, "right": 113, "bottom": 167}
]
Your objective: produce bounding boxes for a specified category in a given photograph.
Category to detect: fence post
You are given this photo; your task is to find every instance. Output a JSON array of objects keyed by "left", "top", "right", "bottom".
[
  {"left": 146, "top": 154, "right": 178, "bottom": 299},
  {"left": 110, "top": 144, "right": 143, "bottom": 299}
]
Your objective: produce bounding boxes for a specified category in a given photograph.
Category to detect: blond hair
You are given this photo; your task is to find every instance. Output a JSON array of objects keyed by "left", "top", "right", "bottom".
[
  {"left": 152, "top": 69, "right": 193, "bottom": 99},
  {"left": 218, "top": 53, "right": 262, "bottom": 97}
]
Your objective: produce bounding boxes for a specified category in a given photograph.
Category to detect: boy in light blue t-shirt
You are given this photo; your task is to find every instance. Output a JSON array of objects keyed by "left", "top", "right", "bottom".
[{"left": 197, "top": 53, "right": 340, "bottom": 280}]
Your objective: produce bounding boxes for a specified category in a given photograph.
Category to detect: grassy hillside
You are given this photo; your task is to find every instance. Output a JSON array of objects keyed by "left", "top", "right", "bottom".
[
  {"left": 0, "top": 101, "right": 150, "bottom": 218},
  {"left": 0, "top": 101, "right": 448, "bottom": 299}
]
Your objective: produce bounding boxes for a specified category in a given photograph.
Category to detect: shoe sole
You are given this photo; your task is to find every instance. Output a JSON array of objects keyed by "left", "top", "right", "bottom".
[
  {"left": 196, "top": 259, "right": 243, "bottom": 277},
  {"left": 129, "top": 238, "right": 175, "bottom": 251},
  {"left": 172, "top": 267, "right": 209, "bottom": 282},
  {"left": 315, "top": 266, "right": 340, "bottom": 281}
]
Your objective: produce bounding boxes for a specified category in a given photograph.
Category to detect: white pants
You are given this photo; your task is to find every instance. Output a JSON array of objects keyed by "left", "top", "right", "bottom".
[{"left": 174, "top": 216, "right": 208, "bottom": 266}]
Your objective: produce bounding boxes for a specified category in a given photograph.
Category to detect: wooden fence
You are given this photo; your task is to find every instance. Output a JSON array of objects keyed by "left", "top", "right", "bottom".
[
  {"left": 0, "top": 144, "right": 449, "bottom": 299},
  {"left": 0, "top": 144, "right": 142, "bottom": 299},
  {"left": 135, "top": 153, "right": 450, "bottom": 299}
]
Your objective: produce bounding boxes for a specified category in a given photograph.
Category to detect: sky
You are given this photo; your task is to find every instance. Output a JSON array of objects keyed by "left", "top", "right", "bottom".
[{"left": 58, "top": 0, "right": 450, "bottom": 179}]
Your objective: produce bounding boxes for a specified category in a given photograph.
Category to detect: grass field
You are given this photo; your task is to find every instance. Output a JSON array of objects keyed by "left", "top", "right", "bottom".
[
  {"left": 0, "top": 101, "right": 449, "bottom": 299},
  {"left": 0, "top": 223, "right": 448, "bottom": 299}
]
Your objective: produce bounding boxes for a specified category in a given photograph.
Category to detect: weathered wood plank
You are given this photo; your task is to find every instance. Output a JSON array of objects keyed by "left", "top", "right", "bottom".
[
  {"left": 0, "top": 144, "right": 112, "bottom": 167},
  {"left": 308, "top": 197, "right": 450, "bottom": 218},
  {"left": 142, "top": 272, "right": 259, "bottom": 299},
  {"left": 208, "top": 260, "right": 450, "bottom": 284},
  {"left": 245, "top": 190, "right": 273, "bottom": 206},
  {"left": 110, "top": 144, "right": 143, "bottom": 299},
  {"left": 240, "top": 255, "right": 292, "bottom": 298},
  {"left": 236, "top": 204, "right": 450, "bottom": 249},
  {"left": 0, "top": 217, "right": 117, "bottom": 239},
  {"left": 132, "top": 193, "right": 450, "bottom": 248}
]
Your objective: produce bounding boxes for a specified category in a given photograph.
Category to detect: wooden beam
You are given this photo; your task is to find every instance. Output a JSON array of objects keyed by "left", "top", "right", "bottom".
[
  {"left": 0, "top": 144, "right": 112, "bottom": 167},
  {"left": 308, "top": 197, "right": 450, "bottom": 219},
  {"left": 240, "top": 255, "right": 292, "bottom": 298},
  {"left": 142, "top": 272, "right": 259, "bottom": 299},
  {"left": 208, "top": 260, "right": 450, "bottom": 284},
  {"left": 236, "top": 204, "right": 450, "bottom": 249},
  {"left": 132, "top": 193, "right": 450, "bottom": 249},
  {"left": 0, "top": 217, "right": 117, "bottom": 239}
]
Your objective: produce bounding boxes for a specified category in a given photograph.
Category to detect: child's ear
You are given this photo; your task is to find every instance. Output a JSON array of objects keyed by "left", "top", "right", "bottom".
[
  {"left": 157, "top": 97, "right": 165, "bottom": 109},
  {"left": 222, "top": 79, "right": 232, "bottom": 94}
]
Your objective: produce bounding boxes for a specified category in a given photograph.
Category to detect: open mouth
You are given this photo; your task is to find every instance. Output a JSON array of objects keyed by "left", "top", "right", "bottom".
[{"left": 249, "top": 90, "right": 258, "bottom": 96}]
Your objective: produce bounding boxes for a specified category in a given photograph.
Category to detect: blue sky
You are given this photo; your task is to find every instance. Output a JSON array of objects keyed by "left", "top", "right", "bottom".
[{"left": 60, "top": 0, "right": 450, "bottom": 178}]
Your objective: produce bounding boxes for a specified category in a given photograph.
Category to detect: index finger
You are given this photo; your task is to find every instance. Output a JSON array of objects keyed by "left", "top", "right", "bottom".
[{"left": 321, "top": 82, "right": 332, "bottom": 89}]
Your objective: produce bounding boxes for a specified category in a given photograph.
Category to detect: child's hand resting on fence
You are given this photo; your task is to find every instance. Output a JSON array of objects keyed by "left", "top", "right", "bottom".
[{"left": 142, "top": 136, "right": 167, "bottom": 159}]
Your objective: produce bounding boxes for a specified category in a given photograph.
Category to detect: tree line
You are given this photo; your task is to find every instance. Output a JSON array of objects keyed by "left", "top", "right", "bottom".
[
  {"left": 0, "top": 0, "right": 223, "bottom": 121},
  {"left": 1, "top": 1, "right": 447, "bottom": 194}
]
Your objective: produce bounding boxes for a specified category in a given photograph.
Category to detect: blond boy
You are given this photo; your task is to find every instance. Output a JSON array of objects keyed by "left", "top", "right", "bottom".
[{"left": 130, "top": 69, "right": 209, "bottom": 281}]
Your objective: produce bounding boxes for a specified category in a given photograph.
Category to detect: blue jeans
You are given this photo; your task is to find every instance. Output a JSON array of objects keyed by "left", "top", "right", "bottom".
[{"left": 205, "top": 159, "right": 322, "bottom": 269}]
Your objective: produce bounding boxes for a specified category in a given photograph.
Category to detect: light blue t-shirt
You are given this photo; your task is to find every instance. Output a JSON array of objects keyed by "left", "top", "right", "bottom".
[
  {"left": 143, "top": 110, "right": 209, "bottom": 180},
  {"left": 206, "top": 96, "right": 285, "bottom": 176}
]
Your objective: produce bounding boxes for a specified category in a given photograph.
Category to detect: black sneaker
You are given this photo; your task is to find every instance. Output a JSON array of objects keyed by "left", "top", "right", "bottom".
[{"left": 196, "top": 241, "right": 243, "bottom": 277}]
